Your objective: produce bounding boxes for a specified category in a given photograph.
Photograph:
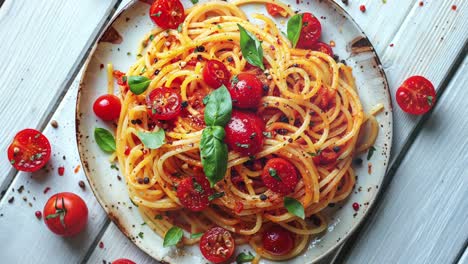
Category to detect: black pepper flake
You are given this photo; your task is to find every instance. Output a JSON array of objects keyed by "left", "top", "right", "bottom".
[
  {"left": 195, "top": 45, "right": 205, "bottom": 52},
  {"left": 117, "top": 175, "right": 122, "bottom": 181},
  {"left": 197, "top": 54, "right": 203, "bottom": 61},
  {"left": 18, "top": 185, "right": 24, "bottom": 194},
  {"left": 333, "top": 146, "right": 341, "bottom": 152},
  {"left": 8, "top": 196, "right": 14, "bottom": 203},
  {"left": 143, "top": 177, "right": 150, "bottom": 184},
  {"left": 79, "top": 181, "right": 86, "bottom": 189},
  {"left": 181, "top": 101, "right": 188, "bottom": 108},
  {"left": 227, "top": 57, "right": 233, "bottom": 62},
  {"left": 353, "top": 158, "right": 363, "bottom": 166},
  {"left": 262, "top": 84, "right": 269, "bottom": 92},
  {"left": 341, "top": 0, "right": 348, "bottom": 5},
  {"left": 276, "top": 129, "right": 288, "bottom": 135},
  {"left": 259, "top": 194, "right": 268, "bottom": 201},
  {"left": 154, "top": 69, "right": 160, "bottom": 76},
  {"left": 279, "top": 116, "right": 289, "bottom": 123},
  {"left": 131, "top": 119, "right": 142, "bottom": 125},
  {"left": 328, "top": 203, "right": 335, "bottom": 208},
  {"left": 50, "top": 120, "right": 59, "bottom": 128},
  {"left": 311, "top": 215, "right": 322, "bottom": 226},
  {"left": 137, "top": 178, "right": 144, "bottom": 184}
]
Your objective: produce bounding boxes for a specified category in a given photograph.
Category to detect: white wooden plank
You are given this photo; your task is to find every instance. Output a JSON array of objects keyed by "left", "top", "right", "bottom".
[
  {"left": 0, "top": 0, "right": 119, "bottom": 194},
  {"left": 344, "top": 57, "right": 468, "bottom": 263}
]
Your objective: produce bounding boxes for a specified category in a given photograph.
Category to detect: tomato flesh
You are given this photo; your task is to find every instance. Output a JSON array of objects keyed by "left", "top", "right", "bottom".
[
  {"left": 112, "top": 259, "right": 136, "bottom": 264},
  {"left": 262, "top": 225, "right": 294, "bottom": 256},
  {"left": 225, "top": 111, "right": 265, "bottom": 156},
  {"left": 313, "top": 148, "right": 339, "bottom": 165},
  {"left": 146, "top": 88, "right": 182, "bottom": 120},
  {"left": 228, "top": 73, "right": 263, "bottom": 109},
  {"left": 296, "top": 13, "right": 322, "bottom": 49},
  {"left": 149, "top": 0, "right": 185, "bottom": 29},
  {"left": 311, "top": 41, "right": 334, "bottom": 57},
  {"left": 266, "top": 4, "right": 287, "bottom": 17},
  {"left": 200, "top": 227, "right": 235, "bottom": 263},
  {"left": 396, "top": 76, "right": 436, "bottom": 115},
  {"left": 261, "top": 158, "right": 298, "bottom": 195},
  {"left": 43, "top": 192, "right": 88, "bottom": 237},
  {"left": 203, "top": 60, "right": 231, "bottom": 89},
  {"left": 176, "top": 175, "right": 213, "bottom": 211},
  {"left": 93, "top": 94, "right": 122, "bottom": 121},
  {"left": 8, "top": 129, "right": 51, "bottom": 172}
]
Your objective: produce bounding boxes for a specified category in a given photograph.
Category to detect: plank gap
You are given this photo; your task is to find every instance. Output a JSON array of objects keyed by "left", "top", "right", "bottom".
[
  {"left": 455, "top": 238, "right": 468, "bottom": 264},
  {"left": 80, "top": 219, "right": 111, "bottom": 263}
]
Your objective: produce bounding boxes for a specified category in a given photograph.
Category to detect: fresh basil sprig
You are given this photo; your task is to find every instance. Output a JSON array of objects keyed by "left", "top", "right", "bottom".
[
  {"left": 94, "top": 128, "right": 116, "bottom": 153},
  {"left": 128, "top": 76, "right": 151, "bottom": 95},
  {"left": 136, "top": 129, "right": 165, "bottom": 149},
  {"left": 287, "top": 14, "right": 303, "bottom": 48},
  {"left": 163, "top": 226, "right": 183, "bottom": 247},
  {"left": 238, "top": 24, "right": 265, "bottom": 70},
  {"left": 236, "top": 251, "right": 255, "bottom": 263},
  {"left": 284, "top": 197, "right": 305, "bottom": 219},
  {"left": 204, "top": 85, "right": 232, "bottom": 126}
]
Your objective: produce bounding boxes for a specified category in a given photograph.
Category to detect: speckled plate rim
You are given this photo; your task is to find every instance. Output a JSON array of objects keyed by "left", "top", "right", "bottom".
[{"left": 76, "top": 0, "right": 393, "bottom": 263}]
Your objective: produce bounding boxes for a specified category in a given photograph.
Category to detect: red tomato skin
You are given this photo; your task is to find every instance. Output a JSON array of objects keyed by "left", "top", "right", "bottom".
[
  {"left": 396, "top": 76, "right": 436, "bottom": 115},
  {"left": 112, "top": 259, "right": 136, "bottom": 264},
  {"left": 228, "top": 73, "right": 263, "bottom": 109},
  {"left": 7, "top": 129, "right": 51, "bottom": 172},
  {"left": 146, "top": 88, "right": 182, "bottom": 120},
  {"left": 93, "top": 94, "right": 122, "bottom": 121},
  {"left": 176, "top": 175, "right": 213, "bottom": 211},
  {"left": 296, "top": 13, "right": 322, "bottom": 49},
  {"left": 266, "top": 4, "right": 286, "bottom": 17},
  {"left": 261, "top": 158, "right": 299, "bottom": 195},
  {"left": 43, "top": 192, "right": 88, "bottom": 237},
  {"left": 225, "top": 111, "right": 265, "bottom": 156},
  {"left": 262, "top": 225, "right": 294, "bottom": 256},
  {"left": 203, "top": 60, "right": 231, "bottom": 88},
  {"left": 312, "top": 149, "right": 339, "bottom": 165},
  {"left": 200, "top": 227, "right": 235, "bottom": 263},
  {"left": 149, "top": 0, "right": 185, "bottom": 29},
  {"left": 311, "top": 41, "right": 334, "bottom": 57}
]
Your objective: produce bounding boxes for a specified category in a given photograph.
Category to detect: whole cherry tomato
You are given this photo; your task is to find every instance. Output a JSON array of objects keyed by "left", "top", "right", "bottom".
[
  {"left": 225, "top": 111, "right": 265, "bottom": 156},
  {"left": 261, "top": 158, "right": 299, "bottom": 195},
  {"left": 200, "top": 227, "right": 235, "bottom": 263},
  {"left": 311, "top": 41, "right": 334, "bottom": 57},
  {"left": 296, "top": 13, "right": 322, "bottom": 49},
  {"left": 93, "top": 94, "right": 121, "bottom": 121},
  {"left": 228, "top": 73, "right": 263, "bottom": 109},
  {"left": 7, "top": 129, "right": 51, "bottom": 172},
  {"left": 149, "top": 0, "right": 185, "bottom": 29},
  {"left": 146, "top": 88, "right": 182, "bottom": 120},
  {"left": 203, "top": 60, "right": 231, "bottom": 89},
  {"left": 396, "top": 76, "right": 436, "bottom": 115},
  {"left": 112, "top": 259, "right": 136, "bottom": 264},
  {"left": 262, "top": 225, "right": 294, "bottom": 256}
]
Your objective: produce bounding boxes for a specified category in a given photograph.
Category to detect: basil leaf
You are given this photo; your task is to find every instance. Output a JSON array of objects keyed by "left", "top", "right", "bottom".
[
  {"left": 238, "top": 24, "right": 265, "bottom": 70},
  {"left": 200, "top": 126, "right": 228, "bottom": 187},
  {"left": 204, "top": 85, "right": 232, "bottom": 127},
  {"left": 128, "top": 76, "right": 151, "bottom": 95},
  {"left": 287, "top": 14, "right": 303, "bottom": 48},
  {"left": 284, "top": 197, "right": 305, "bottom": 219},
  {"left": 136, "top": 129, "right": 165, "bottom": 149},
  {"left": 208, "top": 191, "right": 225, "bottom": 201},
  {"left": 163, "top": 226, "right": 183, "bottom": 247},
  {"left": 190, "top": 232, "right": 203, "bottom": 239},
  {"left": 94, "top": 128, "right": 116, "bottom": 153},
  {"left": 367, "top": 146, "right": 376, "bottom": 160},
  {"left": 236, "top": 251, "right": 255, "bottom": 263},
  {"left": 190, "top": 0, "right": 199, "bottom": 3}
]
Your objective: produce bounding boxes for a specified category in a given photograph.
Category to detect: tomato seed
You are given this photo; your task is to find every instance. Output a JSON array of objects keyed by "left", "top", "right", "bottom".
[
  {"left": 99, "top": 241, "right": 104, "bottom": 249},
  {"left": 78, "top": 181, "right": 86, "bottom": 189},
  {"left": 452, "top": 5, "right": 457, "bottom": 11},
  {"left": 352, "top": 202, "right": 360, "bottom": 211},
  {"left": 359, "top": 5, "right": 366, "bottom": 12},
  {"left": 419, "top": 1, "right": 424, "bottom": 6},
  {"left": 43, "top": 187, "right": 51, "bottom": 194}
]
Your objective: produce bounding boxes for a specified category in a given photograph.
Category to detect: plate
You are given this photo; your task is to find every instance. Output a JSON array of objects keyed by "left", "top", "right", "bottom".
[{"left": 76, "top": 0, "right": 392, "bottom": 263}]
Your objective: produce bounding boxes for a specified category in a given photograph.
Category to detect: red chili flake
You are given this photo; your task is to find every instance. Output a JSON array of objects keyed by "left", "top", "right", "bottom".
[
  {"left": 99, "top": 241, "right": 104, "bottom": 249},
  {"left": 58, "top": 166, "right": 65, "bottom": 176},
  {"left": 359, "top": 5, "right": 366, "bottom": 12},
  {"left": 352, "top": 202, "right": 360, "bottom": 211},
  {"left": 43, "top": 187, "right": 51, "bottom": 194},
  {"left": 35, "top": 211, "right": 42, "bottom": 219},
  {"left": 74, "top": 165, "right": 81, "bottom": 174},
  {"left": 451, "top": 5, "right": 457, "bottom": 11},
  {"left": 368, "top": 163, "right": 372, "bottom": 174},
  {"left": 389, "top": 43, "right": 394, "bottom": 47},
  {"left": 234, "top": 201, "right": 244, "bottom": 214},
  {"left": 419, "top": 1, "right": 424, "bottom": 6},
  {"left": 124, "top": 146, "right": 130, "bottom": 155}
]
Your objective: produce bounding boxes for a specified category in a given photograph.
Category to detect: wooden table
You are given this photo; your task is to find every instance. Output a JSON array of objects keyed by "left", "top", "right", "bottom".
[{"left": 0, "top": 0, "right": 466, "bottom": 263}]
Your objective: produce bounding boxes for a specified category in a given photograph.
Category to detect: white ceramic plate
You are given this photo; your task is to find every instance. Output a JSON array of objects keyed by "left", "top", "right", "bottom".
[{"left": 76, "top": 1, "right": 393, "bottom": 263}]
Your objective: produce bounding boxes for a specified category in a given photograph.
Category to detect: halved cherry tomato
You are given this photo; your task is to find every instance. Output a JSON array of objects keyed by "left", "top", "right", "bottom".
[
  {"left": 228, "top": 73, "right": 263, "bottom": 109},
  {"left": 266, "top": 4, "right": 287, "bottom": 17},
  {"left": 311, "top": 41, "right": 334, "bottom": 57},
  {"left": 261, "top": 158, "right": 298, "bottom": 195},
  {"left": 396, "top": 76, "right": 436, "bottom": 115},
  {"left": 112, "top": 259, "right": 136, "bottom": 264},
  {"left": 176, "top": 175, "right": 213, "bottom": 211},
  {"left": 149, "top": 0, "right": 185, "bottom": 29},
  {"left": 93, "top": 94, "right": 122, "bottom": 121},
  {"left": 8, "top": 129, "right": 51, "bottom": 172},
  {"left": 313, "top": 148, "right": 339, "bottom": 165},
  {"left": 203, "top": 60, "right": 231, "bottom": 89},
  {"left": 146, "top": 88, "right": 182, "bottom": 120},
  {"left": 43, "top": 192, "right": 88, "bottom": 237},
  {"left": 296, "top": 13, "right": 322, "bottom": 49},
  {"left": 262, "top": 225, "right": 294, "bottom": 256},
  {"left": 225, "top": 111, "right": 265, "bottom": 156},
  {"left": 200, "top": 227, "right": 235, "bottom": 263}
]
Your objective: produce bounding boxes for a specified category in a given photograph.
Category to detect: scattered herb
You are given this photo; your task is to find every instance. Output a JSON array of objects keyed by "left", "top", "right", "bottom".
[
  {"left": 367, "top": 146, "right": 376, "bottom": 160},
  {"left": 427, "top": 95, "right": 433, "bottom": 106},
  {"left": 136, "top": 129, "right": 165, "bottom": 149},
  {"left": 208, "top": 192, "right": 225, "bottom": 201},
  {"left": 163, "top": 226, "right": 184, "bottom": 247},
  {"left": 236, "top": 252, "right": 255, "bottom": 264},
  {"left": 268, "top": 168, "right": 282, "bottom": 181},
  {"left": 193, "top": 178, "right": 204, "bottom": 194},
  {"left": 287, "top": 14, "right": 303, "bottom": 48},
  {"left": 94, "top": 128, "right": 116, "bottom": 153},
  {"left": 149, "top": 34, "right": 154, "bottom": 41},
  {"left": 155, "top": 214, "right": 163, "bottom": 220},
  {"left": 263, "top": 131, "right": 272, "bottom": 138},
  {"left": 128, "top": 76, "right": 151, "bottom": 95},
  {"left": 138, "top": 232, "right": 144, "bottom": 239},
  {"left": 238, "top": 24, "right": 265, "bottom": 70},
  {"left": 177, "top": 23, "right": 183, "bottom": 33},
  {"left": 151, "top": 11, "right": 162, "bottom": 17},
  {"left": 235, "top": 143, "right": 250, "bottom": 149},
  {"left": 307, "top": 149, "right": 322, "bottom": 157},
  {"left": 190, "top": 0, "right": 199, "bottom": 3},
  {"left": 284, "top": 197, "right": 305, "bottom": 219},
  {"left": 110, "top": 164, "right": 119, "bottom": 171}
]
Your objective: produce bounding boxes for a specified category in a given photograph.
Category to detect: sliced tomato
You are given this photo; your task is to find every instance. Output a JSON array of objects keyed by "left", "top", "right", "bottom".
[
  {"left": 312, "top": 148, "right": 339, "bottom": 165},
  {"left": 176, "top": 175, "right": 213, "bottom": 211},
  {"left": 261, "top": 158, "right": 299, "bottom": 195},
  {"left": 296, "top": 13, "right": 322, "bottom": 49},
  {"left": 8, "top": 129, "right": 51, "bottom": 172},
  {"left": 396, "top": 76, "right": 436, "bottom": 115},
  {"left": 146, "top": 88, "right": 182, "bottom": 120},
  {"left": 200, "top": 227, "right": 235, "bottom": 263},
  {"left": 93, "top": 94, "right": 121, "bottom": 121},
  {"left": 262, "top": 225, "right": 294, "bottom": 256},
  {"left": 149, "top": 0, "right": 185, "bottom": 29},
  {"left": 266, "top": 4, "right": 287, "bottom": 17},
  {"left": 203, "top": 60, "right": 231, "bottom": 89},
  {"left": 311, "top": 41, "right": 334, "bottom": 57}
]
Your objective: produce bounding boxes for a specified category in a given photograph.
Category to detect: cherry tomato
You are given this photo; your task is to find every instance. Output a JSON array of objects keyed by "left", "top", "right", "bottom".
[
  {"left": 112, "top": 259, "right": 136, "bottom": 264},
  {"left": 176, "top": 175, "right": 213, "bottom": 211},
  {"left": 396, "top": 76, "right": 436, "bottom": 115},
  {"left": 311, "top": 41, "right": 334, "bottom": 57},
  {"left": 203, "top": 60, "right": 231, "bottom": 89},
  {"left": 200, "top": 227, "right": 235, "bottom": 263},
  {"left": 296, "top": 13, "right": 322, "bottom": 49},
  {"left": 312, "top": 148, "right": 339, "bottom": 165},
  {"left": 225, "top": 111, "right": 265, "bottom": 156},
  {"left": 43, "top": 192, "right": 88, "bottom": 237},
  {"left": 149, "top": 0, "right": 185, "bottom": 29},
  {"left": 146, "top": 88, "right": 182, "bottom": 120},
  {"left": 228, "top": 73, "right": 263, "bottom": 109},
  {"left": 261, "top": 158, "right": 298, "bottom": 195},
  {"left": 93, "top": 94, "right": 122, "bottom": 121},
  {"left": 262, "top": 225, "right": 294, "bottom": 256},
  {"left": 7, "top": 129, "right": 51, "bottom": 172},
  {"left": 266, "top": 4, "right": 287, "bottom": 17}
]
